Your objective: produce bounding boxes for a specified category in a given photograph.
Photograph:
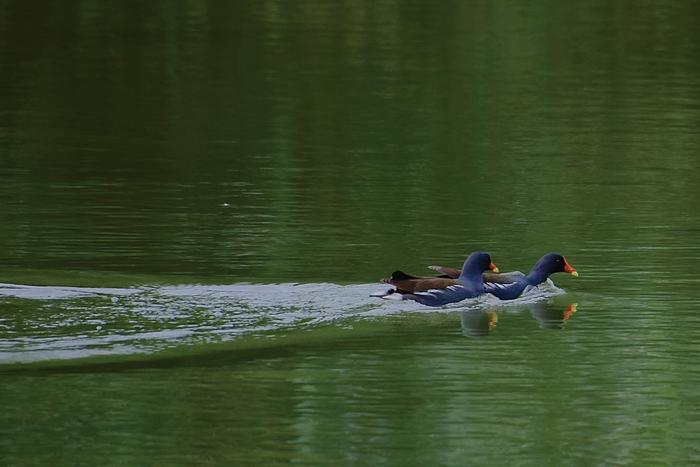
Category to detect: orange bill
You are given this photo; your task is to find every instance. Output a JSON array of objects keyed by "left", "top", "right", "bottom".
[{"left": 563, "top": 257, "right": 578, "bottom": 277}]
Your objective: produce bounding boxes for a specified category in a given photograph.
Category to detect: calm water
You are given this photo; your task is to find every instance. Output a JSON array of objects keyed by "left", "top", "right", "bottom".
[{"left": 2, "top": 0, "right": 700, "bottom": 465}]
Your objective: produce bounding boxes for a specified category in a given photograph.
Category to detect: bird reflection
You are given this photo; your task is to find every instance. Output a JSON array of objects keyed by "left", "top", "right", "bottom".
[
  {"left": 530, "top": 303, "right": 578, "bottom": 329},
  {"left": 458, "top": 303, "right": 578, "bottom": 336},
  {"left": 460, "top": 309, "right": 499, "bottom": 337}
]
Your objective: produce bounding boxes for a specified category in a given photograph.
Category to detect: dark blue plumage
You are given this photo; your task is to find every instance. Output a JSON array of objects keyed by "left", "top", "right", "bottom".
[
  {"left": 483, "top": 253, "right": 578, "bottom": 300},
  {"left": 398, "top": 252, "right": 497, "bottom": 307}
]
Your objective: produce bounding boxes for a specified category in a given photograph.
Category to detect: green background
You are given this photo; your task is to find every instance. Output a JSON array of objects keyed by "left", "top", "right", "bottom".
[{"left": 2, "top": 1, "right": 700, "bottom": 465}]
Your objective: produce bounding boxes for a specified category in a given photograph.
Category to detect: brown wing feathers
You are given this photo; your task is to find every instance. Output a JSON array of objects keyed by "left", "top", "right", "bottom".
[
  {"left": 381, "top": 265, "right": 512, "bottom": 294},
  {"left": 382, "top": 271, "right": 458, "bottom": 293}
]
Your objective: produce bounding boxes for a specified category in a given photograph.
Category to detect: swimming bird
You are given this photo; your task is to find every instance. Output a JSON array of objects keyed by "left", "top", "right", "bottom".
[
  {"left": 429, "top": 253, "right": 578, "bottom": 301},
  {"left": 372, "top": 252, "right": 499, "bottom": 306}
]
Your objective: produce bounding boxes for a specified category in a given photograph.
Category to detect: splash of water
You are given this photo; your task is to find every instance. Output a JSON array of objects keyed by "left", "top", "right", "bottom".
[{"left": 0, "top": 280, "right": 565, "bottom": 364}]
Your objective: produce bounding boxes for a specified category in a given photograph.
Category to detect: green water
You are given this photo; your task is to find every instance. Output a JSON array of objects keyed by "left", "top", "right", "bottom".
[{"left": 2, "top": 1, "right": 700, "bottom": 465}]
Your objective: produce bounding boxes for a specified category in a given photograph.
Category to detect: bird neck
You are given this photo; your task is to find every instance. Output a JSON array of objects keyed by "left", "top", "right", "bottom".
[
  {"left": 526, "top": 263, "right": 551, "bottom": 285},
  {"left": 459, "top": 258, "right": 480, "bottom": 280}
]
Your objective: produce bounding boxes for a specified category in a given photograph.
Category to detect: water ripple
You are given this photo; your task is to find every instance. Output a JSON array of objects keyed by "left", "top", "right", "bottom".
[{"left": 0, "top": 280, "right": 566, "bottom": 364}]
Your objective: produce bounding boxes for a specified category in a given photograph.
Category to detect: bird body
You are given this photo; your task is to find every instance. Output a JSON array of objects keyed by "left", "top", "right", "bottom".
[
  {"left": 375, "top": 252, "right": 499, "bottom": 307},
  {"left": 429, "top": 253, "right": 578, "bottom": 301}
]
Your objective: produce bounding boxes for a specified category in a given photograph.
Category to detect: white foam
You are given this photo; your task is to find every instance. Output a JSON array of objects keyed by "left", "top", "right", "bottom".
[{"left": 0, "top": 279, "right": 567, "bottom": 364}]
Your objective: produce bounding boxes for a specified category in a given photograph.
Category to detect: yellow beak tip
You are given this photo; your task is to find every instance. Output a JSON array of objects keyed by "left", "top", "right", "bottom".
[{"left": 571, "top": 271, "right": 579, "bottom": 277}]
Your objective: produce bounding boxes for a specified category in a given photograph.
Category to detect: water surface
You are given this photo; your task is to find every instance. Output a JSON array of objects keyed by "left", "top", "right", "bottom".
[{"left": 2, "top": 0, "right": 700, "bottom": 465}]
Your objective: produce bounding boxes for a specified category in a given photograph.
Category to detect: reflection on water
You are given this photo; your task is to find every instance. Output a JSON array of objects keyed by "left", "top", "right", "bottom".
[
  {"left": 459, "top": 309, "right": 499, "bottom": 337},
  {"left": 531, "top": 303, "right": 578, "bottom": 330},
  {"left": 459, "top": 302, "right": 578, "bottom": 336}
]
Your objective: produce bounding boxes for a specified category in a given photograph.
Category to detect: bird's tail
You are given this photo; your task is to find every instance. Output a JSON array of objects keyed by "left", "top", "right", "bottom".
[{"left": 369, "top": 288, "right": 407, "bottom": 300}]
